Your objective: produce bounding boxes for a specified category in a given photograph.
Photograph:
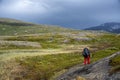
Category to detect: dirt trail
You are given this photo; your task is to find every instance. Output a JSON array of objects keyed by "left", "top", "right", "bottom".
[{"left": 56, "top": 52, "right": 120, "bottom": 80}]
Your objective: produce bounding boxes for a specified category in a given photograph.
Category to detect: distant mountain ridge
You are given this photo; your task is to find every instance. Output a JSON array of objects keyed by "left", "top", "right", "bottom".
[{"left": 85, "top": 22, "right": 120, "bottom": 33}]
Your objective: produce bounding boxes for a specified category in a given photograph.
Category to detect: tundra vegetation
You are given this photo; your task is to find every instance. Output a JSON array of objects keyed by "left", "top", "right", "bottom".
[{"left": 0, "top": 18, "right": 120, "bottom": 80}]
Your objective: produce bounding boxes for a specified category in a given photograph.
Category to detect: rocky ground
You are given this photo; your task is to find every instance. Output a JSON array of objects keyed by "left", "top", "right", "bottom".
[{"left": 56, "top": 52, "right": 120, "bottom": 80}]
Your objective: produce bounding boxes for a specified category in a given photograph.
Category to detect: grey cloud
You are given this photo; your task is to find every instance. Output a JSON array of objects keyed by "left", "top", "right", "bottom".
[
  {"left": 0, "top": 0, "right": 120, "bottom": 29},
  {"left": 0, "top": 0, "right": 2, "bottom": 3}
]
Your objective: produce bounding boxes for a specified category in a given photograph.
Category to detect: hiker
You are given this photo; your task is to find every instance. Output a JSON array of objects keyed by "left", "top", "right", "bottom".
[{"left": 82, "top": 47, "right": 90, "bottom": 65}]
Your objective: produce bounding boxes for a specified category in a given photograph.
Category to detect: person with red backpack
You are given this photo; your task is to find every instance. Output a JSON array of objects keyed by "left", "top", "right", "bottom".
[{"left": 82, "top": 47, "right": 90, "bottom": 65}]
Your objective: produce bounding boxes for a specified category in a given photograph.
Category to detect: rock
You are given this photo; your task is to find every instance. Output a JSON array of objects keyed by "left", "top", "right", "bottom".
[
  {"left": 74, "top": 38, "right": 91, "bottom": 41},
  {"left": 106, "top": 72, "right": 120, "bottom": 80},
  {"left": 63, "top": 39, "right": 70, "bottom": 43},
  {"left": 76, "top": 76, "right": 86, "bottom": 80},
  {"left": 56, "top": 52, "right": 120, "bottom": 80}
]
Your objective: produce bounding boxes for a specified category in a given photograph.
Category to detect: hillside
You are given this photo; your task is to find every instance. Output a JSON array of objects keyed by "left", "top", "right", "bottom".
[
  {"left": 0, "top": 33, "right": 119, "bottom": 80},
  {"left": 85, "top": 22, "right": 120, "bottom": 33},
  {"left": 0, "top": 18, "right": 120, "bottom": 80},
  {"left": 0, "top": 18, "right": 73, "bottom": 36}
]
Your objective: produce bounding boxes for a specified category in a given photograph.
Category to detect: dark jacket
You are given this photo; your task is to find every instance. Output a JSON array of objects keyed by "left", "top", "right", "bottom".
[{"left": 82, "top": 48, "right": 90, "bottom": 58}]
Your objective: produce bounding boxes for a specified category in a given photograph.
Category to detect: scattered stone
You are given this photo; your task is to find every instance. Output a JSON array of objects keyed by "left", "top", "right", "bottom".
[
  {"left": 63, "top": 39, "right": 70, "bottom": 43},
  {"left": 76, "top": 76, "right": 86, "bottom": 80}
]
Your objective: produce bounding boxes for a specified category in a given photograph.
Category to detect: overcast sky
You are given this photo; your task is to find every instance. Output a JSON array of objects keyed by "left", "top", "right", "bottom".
[{"left": 0, "top": 0, "right": 120, "bottom": 29}]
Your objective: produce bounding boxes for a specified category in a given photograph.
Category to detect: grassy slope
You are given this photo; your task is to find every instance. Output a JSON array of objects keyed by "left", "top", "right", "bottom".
[
  {"left": 0, "top": 18, "right": 120, "bottom": 80},
  {"left": 0, "top": 18, "right": 73, "bottom": 36},
  {"left": 0, "top": 33, "right": 118, "bottom": 80},
  {"left": 15, "top": 34, "right": 120, "bottom": 80},
  {"left": 16, "top": 53, "right": 82, "bottom": 80}
]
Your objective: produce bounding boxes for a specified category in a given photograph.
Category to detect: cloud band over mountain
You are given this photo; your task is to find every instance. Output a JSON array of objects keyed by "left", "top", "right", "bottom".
[{"left": 0, "top": 0, "right": 120, "bottom": 29}]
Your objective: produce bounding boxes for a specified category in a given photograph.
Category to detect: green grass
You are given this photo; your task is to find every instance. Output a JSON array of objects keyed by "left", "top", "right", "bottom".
[
  {"left": 3, "top": 33, "right": 91, "bottom": 49},
  {"left": 91, "top": 48, "right": 119, "bottom": 62},
  {"left": 0, "top": 33, "right": 119, "bottom": 80},
  {"left": 16, "top": 53, "right": 82, "bottom": 80},
  {"left": 0, "top": 24, "right": 72, "bottom": 36},
  {"left": 0, "top": 18, "right": 74, "bottom": 36},
  {"left": 13, "top": 34, "right": 120, "bottom": 80},
  {"left": 2, "top": 34, "right": 64, "bottom": 49},
  {"left": 0, "top": 44, "right": 37, "bottom": 50},
  {"left": 109, "top": 55, "right": 120, "bottom": 75},
  {"left": 15, "top": 47, "right": 119, "bottom": 80},
  {"left": 0, "top": 18, "right": 120, "bottom": 79},
  {"left": 110, "top": 55, "right": 120, "bottom": 66}
]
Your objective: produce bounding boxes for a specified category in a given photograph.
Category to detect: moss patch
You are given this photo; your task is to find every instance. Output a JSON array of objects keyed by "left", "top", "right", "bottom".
[{"left": 109, "top": 55, "right": 120, "bottom": 75}]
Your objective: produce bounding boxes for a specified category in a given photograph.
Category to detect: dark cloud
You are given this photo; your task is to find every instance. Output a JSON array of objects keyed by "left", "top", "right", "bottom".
[
  {"left": 0, "top": 0, "right": 2, "bottom": 3},
  {"left": 0, "top": 0, "right": 120, "bottom": 29},
  {"left": 118, "top": 0, "right": 120, "bottom": 3}
]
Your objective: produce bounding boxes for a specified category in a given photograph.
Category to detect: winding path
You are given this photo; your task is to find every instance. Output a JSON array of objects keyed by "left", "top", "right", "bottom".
[{"left": 56, "top": 52, "right": 120, "bottom": 80}]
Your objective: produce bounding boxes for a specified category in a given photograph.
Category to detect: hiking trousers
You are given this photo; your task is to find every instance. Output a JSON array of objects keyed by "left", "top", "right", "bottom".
[{"left": 84, "top": 56, "right": 90, "bottom": 65}]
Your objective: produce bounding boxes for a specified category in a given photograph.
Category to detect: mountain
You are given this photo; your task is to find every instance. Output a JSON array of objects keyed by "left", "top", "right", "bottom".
[
  {"left": 85, "top": 22, "right": 120, "bottom": 33},
  {"left": 0, "top": 18, "right": 72, "bottom": 36}
]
